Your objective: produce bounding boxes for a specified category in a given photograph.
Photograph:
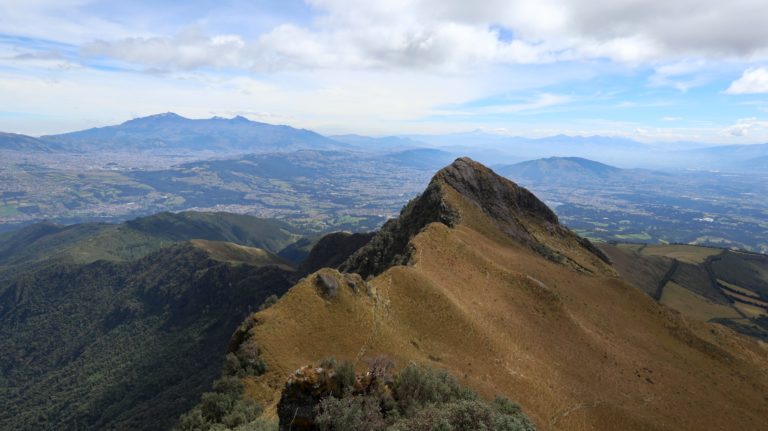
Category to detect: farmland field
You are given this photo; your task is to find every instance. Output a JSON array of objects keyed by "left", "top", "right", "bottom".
[{"left": 660, "top": 281, "right": 742, "bottom": 321}]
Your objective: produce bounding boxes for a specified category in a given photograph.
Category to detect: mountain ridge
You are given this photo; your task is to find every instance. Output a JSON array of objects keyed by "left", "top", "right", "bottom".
[
  {"left": 203, "top": 158, "right": 768, "bottom": 431},
  {"left": 341, "top": 157, "right": 609, "bottom": 278}
]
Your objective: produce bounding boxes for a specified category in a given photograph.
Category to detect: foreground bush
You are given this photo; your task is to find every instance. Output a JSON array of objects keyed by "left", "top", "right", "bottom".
[{"left": 281, "top": 359, "right": 535, "bottom": 431}]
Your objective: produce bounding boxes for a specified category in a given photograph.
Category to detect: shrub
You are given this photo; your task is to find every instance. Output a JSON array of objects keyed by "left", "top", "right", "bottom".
[
  {"left": 232, "top": 418, "right": 278, "bottom": 431},
  {"left": 318, "top": 357, "right": 357, "bottom": 397},
  {"left": 221, "top": 397, "right": 262, "bottom": 428},
  {"left": 272, "top": 358, "right": 535, "bottom": 431},
  {"left": 315, "top": 393, "right": 388, "bottom": 431},
  {"left": 223, "top": 345, "right": 267, "bottom": 378},
  {"left": 176, "top": 376, "right": 263, "bottom": 431},
  {"left": 258, "top": 295, "right": 279, "bottom": 311},
  {"left": 201, "top": 392, "right": 238, "bottom": 424},
  {"left": 390, "top": 399, "right": 535, "bottom": 431},
  {"left": 392, "top": 363, "right": 476, "bottom": 416}
]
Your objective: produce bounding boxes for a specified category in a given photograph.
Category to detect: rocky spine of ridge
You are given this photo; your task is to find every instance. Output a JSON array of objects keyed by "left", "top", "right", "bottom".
[
  {"left": 339, "top": 177, "right": 460, "bottom": 278},
  {"left": 298, "top": 231, "right": 376, "bottom": 276},
  {"left": 341, "top": 157, "right": 608, "bottom": 278}
]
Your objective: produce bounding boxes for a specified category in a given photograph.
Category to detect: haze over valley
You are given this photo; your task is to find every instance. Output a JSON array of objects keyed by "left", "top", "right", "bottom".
[{"left": 2, "top": 113, "right": 767, "bottom": 252}]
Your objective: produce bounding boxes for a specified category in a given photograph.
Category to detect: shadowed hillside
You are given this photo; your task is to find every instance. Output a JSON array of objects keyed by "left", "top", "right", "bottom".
[
  {"left": 0, "top": 213, "right": 303, "bottom": 430},
  {"left": 214, "top": 158, "right": 768, "bottom": 431},
  {"left": 601, "top": 243, "right": 768, "bottom": 341}
]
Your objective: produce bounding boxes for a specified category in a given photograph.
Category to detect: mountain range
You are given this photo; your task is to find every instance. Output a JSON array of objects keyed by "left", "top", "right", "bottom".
[
  {"left": 3, "top": 113, "right": 768, "bottom": 172},
  {"left": 36, "top": 113, "right": 347, "bottom": 154},
  {"left": 0, "top": 132, "right": 59, "bottom": 152}
]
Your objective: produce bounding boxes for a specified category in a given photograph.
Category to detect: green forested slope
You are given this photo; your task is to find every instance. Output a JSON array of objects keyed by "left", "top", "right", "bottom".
[{"left": 0, "top": 214, "right": 299, "bottom": 430}]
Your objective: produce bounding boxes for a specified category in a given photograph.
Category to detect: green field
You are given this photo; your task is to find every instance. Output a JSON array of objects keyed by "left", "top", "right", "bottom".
[
  {"left": 641, "top": 244, "right": 721, "bottom": 264},
  {"left": 0, "top": 204, "right": 19, "bottom": 217}
]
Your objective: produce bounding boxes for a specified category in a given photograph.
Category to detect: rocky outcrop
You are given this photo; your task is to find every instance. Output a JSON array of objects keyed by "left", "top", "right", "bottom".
[
  {"left": 276, "top": 359, "right": 394, "bottom": 431},
  {"left": 299, "top": 232, "right": 375, "bottom": 276},
  {"left": 277, "top": 366, "right": 330, "bottom": 431},
  {"left": 312, "top": 270, "right": 369, "bottom": 300},
  {"left": 435, "top": 157, "right": 559, "bottom": 225}
]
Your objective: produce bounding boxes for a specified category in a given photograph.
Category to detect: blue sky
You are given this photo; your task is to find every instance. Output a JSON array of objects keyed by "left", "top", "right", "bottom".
[{"left": 1, "top": 0, "right": 768, "bottom": 143}]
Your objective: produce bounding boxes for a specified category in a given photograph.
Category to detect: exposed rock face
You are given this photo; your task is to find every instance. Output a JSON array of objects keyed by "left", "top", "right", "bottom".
[
  {"left": 277, "top": 366, "right": 329, "bottom": 431},
  {"left": 341, "top": 157, "right": 608, "bottom": 278},
  {"left": 339, "top": 178, "right": 459, "bottom": 278},
  {"left": 435, "top": 157, "right": 559, "bottom": 225},
  {"left": 315, "top": 273, "right": 340, "bottom": 299},
  {"left": 276, "top": 361, "right": 391, "bottom": 431},
  {"left": 299, "top": 231, "right": 375, "bottom": 276}
]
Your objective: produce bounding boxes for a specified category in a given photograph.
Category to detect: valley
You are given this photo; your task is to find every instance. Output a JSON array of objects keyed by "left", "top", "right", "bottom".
[{"left": 3, "top": 144, "right": 767, "bottom": 253}]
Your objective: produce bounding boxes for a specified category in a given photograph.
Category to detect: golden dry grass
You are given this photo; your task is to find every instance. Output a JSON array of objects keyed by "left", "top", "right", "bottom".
[
  {"left": 718, "top": 279, "right": 761, "bottom": 298},
  {"left": 735, "top": 302, "right": 767, "bottom": 318},
  {"left": 238, "top": 182, "right": 768, "bottom": 431},
  {"left": 190, "top": 239, "right": 294, "bottom": 270},
  {"left": 640, "top": 244, "right": 721, "bottom": 264},
  {"left": 660, "top": 281, "right": 742, "bottom": 321}
]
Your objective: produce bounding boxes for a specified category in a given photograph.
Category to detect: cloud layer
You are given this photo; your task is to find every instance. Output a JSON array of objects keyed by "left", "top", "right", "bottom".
[{"left": 80, "top": 0, "right": 768, "bottom": 72}]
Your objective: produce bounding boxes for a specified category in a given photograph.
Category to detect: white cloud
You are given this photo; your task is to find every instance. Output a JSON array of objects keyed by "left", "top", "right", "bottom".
[
  {"left": 83, "top": 26, "right": 247, "bottom": 71},
  {"left": 475, "top": 93, "right": 571, "bottom": 114},
  {"left": 649, "top": 59, "right": 711, "bottom": 91},
  {"left": 721, "top": 118, "right": 768, "bottom": 137},
  {"left": 74, "top": 0, "right": 768, "bottom": 73},
  {"left": 726, "top": 67, "right": 768, "bottom": 94},
  {"left": 0, "top": 0, "right": 140, "bottom": 44}
]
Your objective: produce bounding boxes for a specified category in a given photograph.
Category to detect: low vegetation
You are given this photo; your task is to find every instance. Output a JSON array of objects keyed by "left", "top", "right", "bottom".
[{"left": 280, "top": 358, "right": 535, "bottom": 431}]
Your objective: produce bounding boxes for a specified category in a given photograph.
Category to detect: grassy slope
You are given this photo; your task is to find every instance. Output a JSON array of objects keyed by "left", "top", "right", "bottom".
[
  {"left": 191, "top": 239, "right": 294, "bottom": 270},
  {"left": 0, "top": 211, "right": 301, "bottom": 276},
  {"left": 234, "top": 181, "right": 768, "bottom": 431}
]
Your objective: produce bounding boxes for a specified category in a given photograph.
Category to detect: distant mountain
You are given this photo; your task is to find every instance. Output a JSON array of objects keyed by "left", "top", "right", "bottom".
[
  {"left": 661, "top": 143, "right": 768, "bottom": 171},
  {"left": 330, "top": 134, "right": 429, "bottom": 151},
  {"left": 497, "top": 156, "right": 624, "bottom": 182},
  {"left": 382, "top": 148, "right": 457, "bottom": 170},
  {"left": 403, "top": 132, "right": 651, "bottom": 166},
  {"left": 740, "top": 155, "right": 768, "bottom": 172},
  {"left": 41, "top": 113, "right": 349, "bottom": 153},
  {"left": 0, "top": 132, "right": 59, "bottom": 152},
  {"left": 686, "top": 142, "right": 768, "bottom": 159}
]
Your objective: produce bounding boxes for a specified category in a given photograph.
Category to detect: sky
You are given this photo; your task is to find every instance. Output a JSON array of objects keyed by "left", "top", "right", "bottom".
[{"left": 1, "top": 0, "right": 768, "bottom": 144}]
